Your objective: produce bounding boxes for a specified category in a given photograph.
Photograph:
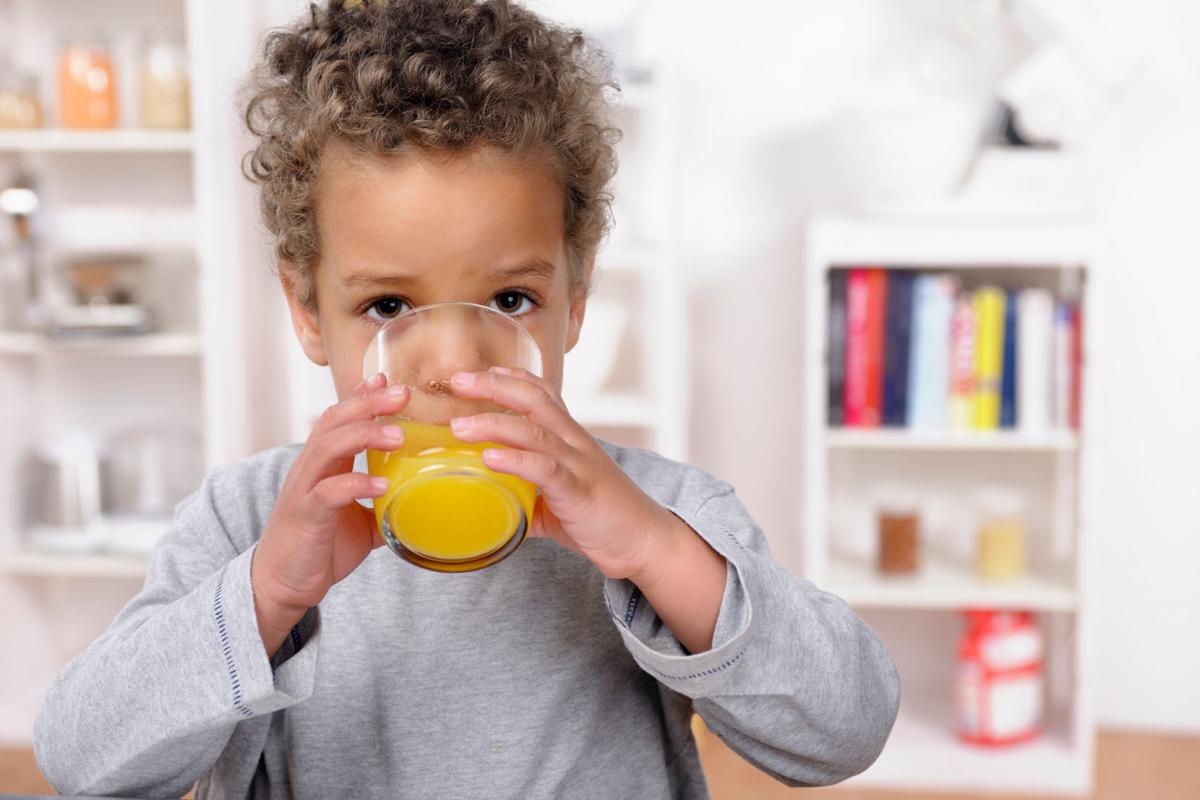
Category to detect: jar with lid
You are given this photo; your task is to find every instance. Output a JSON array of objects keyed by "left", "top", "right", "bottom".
[
  {"left": 58, "top": 33, "right": 118, "bottom": 129},
  {"left": 973, "top": 486, "right": 1029, "bottom": 582},
  {"left": 0, "top": 65, "right": 43, "bottom": 129},
  {"left": 139, "top": 32, "right": 190, "bottom": 130},
  {"left": 873, "top": 483, "right": 921, "bottom": 575}
]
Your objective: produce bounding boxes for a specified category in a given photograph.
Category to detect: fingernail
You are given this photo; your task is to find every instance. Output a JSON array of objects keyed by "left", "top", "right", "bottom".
[
  {"left": 450, "top": 416, "right": 472, "bottom": 434},
  {"left": 371, "top": 372, "right": 386, "bottom": 385},
  {"left": 382, "top": 424, "right": 404, "bottom": 440},
  {"left": 452, "top": 371, "right": 477, "bottom": 386},
  {"left": 371, "top": 477, "right": 389, "bottom": 491},
  {"left": 386, "top": 384, "right": 407, "bottom": 396}
]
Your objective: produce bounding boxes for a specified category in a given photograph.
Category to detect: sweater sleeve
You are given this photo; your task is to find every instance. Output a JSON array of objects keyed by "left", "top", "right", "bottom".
[
  {"left": 603, "top": 483, "right": 901, "bottom": 788},
  {"left": 33, "top": 473, "right": 321, "bottom": 800}
]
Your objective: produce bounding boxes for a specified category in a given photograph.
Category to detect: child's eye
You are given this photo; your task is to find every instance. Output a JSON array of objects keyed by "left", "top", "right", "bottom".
[
  {"left": 365, "top": 296, "right": 411, "bottom": 322},
  {"left": 489, "top": 290, "right": 538, "bottom": 316}
]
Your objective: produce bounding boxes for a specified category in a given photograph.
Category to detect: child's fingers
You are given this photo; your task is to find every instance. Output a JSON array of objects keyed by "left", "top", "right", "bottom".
[
  {"left": 450, "top": 370, "right": 587, "bottom": 448},
  {"left": 354, "top": 372, "right": 387, "bottom": 397},
  {"left": 311, "top": 383, "right": 409, "bottom": 437},
  {"left": 304, "top": 472, "right": 389, "bottom": 522},
  {"left": 450, "top": 412, "right": 570, "bottom": 461},
  {"left": 294, "top": 420, "right": 405, "bottom": 493},
  {"left": 479, "top": 445, "right": 581, "bottom": 497}
]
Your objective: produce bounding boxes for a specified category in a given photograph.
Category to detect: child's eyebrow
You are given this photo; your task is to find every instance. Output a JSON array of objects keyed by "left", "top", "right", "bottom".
[{"left": 341, "top": 259, "right": 558, "bottom": 289}]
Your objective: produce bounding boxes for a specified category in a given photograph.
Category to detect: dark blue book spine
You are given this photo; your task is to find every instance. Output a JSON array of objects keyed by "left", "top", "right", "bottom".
[
  {"left": 828, "top": 270, "right": 847, "bottom": 426},
  {"left": 1000, "top": 288, "right": 1018, "bottom": 428},
  {"left": 882, "top": 271, "right": 914, "bottom": 427}
]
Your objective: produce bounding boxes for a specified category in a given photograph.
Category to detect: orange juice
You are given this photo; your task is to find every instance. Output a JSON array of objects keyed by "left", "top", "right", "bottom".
[{"left": 367, "top": 420, "right": 536, "bottom": 571}]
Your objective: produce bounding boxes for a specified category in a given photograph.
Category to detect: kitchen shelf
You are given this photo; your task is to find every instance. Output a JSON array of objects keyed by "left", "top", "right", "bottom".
[
  {"left": 0, "top": 332, "right": 203, "bottom": 357},
  {"left": 826, "top": 555, "right": 1076, "bottom": 611},
  {"left": 0, "top": 549, "right": 148, "bottom": 579},
  {"left": 0, "top": 129, "right": 194, "bottom": 154},
  {"left": 826, "top": 428, "right": 1079, "bottom": 452}
]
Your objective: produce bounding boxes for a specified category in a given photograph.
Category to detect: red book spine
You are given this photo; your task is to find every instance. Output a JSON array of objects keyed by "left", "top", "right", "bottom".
[
  {"left": 843, "top": 269, "right": 869, "bottom": 427},
  {"left": 1070, "top": 304, "right": 1083, "bottom": 430},
  {"left": 862, "top": 268, "right": 888, "bottom": 427}
]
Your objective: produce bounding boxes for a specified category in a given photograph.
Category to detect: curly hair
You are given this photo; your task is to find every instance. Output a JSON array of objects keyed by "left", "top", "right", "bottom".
[{"left": 242, "top": 0, "right": 620, "bottom": 309}]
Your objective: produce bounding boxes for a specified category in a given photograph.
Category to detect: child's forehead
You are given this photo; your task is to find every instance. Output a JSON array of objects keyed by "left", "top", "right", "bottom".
[{"left": 314, "top": 140, "right": 566, "bottom": 260}]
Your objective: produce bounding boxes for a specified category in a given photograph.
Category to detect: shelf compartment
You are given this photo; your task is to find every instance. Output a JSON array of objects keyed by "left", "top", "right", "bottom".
[
  {"left": 826, "top": 428, "right": 1079, "bottom": 452},
  {"left": 825, "top": 555, "right": 1076, "bottom": 611}
]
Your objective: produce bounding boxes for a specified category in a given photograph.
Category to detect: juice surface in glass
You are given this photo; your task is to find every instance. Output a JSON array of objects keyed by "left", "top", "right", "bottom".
[{"left": 367, "top": 420, "right": 537, "bottom": 569}]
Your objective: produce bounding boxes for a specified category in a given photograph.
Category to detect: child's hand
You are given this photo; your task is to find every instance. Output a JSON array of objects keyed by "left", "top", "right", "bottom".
[
  {"left": 251, "top": 372, "right": 409, "bottom": 656},
  {"left": 447, "top": 367, "right": 684, "bottom": 584}
]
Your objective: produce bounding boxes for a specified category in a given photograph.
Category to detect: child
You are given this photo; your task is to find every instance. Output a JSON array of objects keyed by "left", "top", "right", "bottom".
[{"left": 34, "top": 1, "right": 899, "bottom": 797}]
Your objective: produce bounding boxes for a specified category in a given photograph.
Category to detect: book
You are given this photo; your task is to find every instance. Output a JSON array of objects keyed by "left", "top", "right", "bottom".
[
  {"left": 882, "top": 271, "right": 915, "bottom": 427},
  {"left": 1070, "top": 303, "right": 1083, "bottom": 430},
  {"left": 1017, "top": 288, "right": 1054, "bottom": 432},
  {"left": 843, "top": 267, "right": 886, "bottom": 427},
  {"left": 863, "top": 268, "right": 887, "bottom": 427},
  {"left": 972, "top": 287, "right": 1006, "bottom": 430},
  {"left": 827, "top": 271, "right": 847, "bottom": 426},
  {"left": 907, "top": 274, "right": 955, "bottom": 429},
  {"left": 843, "top": 269, "right": 870, "bottom": 427},
  {"left": 1054, "top": 303, "right": 1073, "bottom": 429},
  {"left": 1000, "top": 288, "right": 1018, "bottom": 429},
  {"left": 949, "top": 292, "right": 976, "bottom": 430}
]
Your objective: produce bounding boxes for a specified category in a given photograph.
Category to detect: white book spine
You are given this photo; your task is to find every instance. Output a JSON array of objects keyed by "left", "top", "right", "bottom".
[
  {"left": 907, "top": 274, "right": 954, "bottom": 429},
  {"left": 1017, "top": 288, "right": 1054, "bottom": 433}
]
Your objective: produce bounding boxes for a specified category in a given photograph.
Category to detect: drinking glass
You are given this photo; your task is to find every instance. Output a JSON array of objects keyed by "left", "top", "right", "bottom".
[{"left": 363, "top": 302, "right": 542, "bottom": 572}]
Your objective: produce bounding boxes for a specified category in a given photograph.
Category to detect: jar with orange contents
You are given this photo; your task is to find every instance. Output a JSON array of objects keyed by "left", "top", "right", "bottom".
[{"left": 58, "top": 34, "right": 118, "bottom": 129}]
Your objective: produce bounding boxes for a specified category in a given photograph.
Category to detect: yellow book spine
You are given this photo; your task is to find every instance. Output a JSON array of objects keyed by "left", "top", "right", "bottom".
[{"left": 972, "top": 287, "right": 1005, "bottom": 430}]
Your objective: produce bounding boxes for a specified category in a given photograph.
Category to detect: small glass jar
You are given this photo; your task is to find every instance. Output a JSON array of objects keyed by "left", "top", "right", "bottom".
[
  {"left": 0, "top": 68, "right": 44, "bottom": 129},
  {"left": 59, "top": 33, "right": 118, "bottom": 129},
  {"left": 139, "top": 32, "right": 190, "bottom": 130},
  {"left": 873, "top": 484, "right": 921, "bottom": 575},
  {"left": 973, "top": 486, "right": 1028, "bottom": 582}
]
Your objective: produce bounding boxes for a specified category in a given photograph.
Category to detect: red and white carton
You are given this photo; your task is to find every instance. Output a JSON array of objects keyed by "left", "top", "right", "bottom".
[{"left": 955, "top": 609, "right": 1043, "bottom": 746}]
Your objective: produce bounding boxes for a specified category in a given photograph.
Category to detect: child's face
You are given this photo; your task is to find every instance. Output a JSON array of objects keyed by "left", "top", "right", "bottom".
[{"left": 281, "top": 142, "right": 588, "bottom": 402}]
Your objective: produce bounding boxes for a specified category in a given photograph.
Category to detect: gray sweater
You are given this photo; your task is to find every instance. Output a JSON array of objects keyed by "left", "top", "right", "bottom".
[{"left": 34, "top": 440, "right": 900, "bottom": 799}]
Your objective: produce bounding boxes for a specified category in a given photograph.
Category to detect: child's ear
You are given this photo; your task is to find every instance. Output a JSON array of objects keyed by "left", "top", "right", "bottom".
[
  {"left": 565, "top": 256, "right": 593, "bottom": 353},
  {"left": 279, "top": 266, "right": 329, "bottom": 367}
]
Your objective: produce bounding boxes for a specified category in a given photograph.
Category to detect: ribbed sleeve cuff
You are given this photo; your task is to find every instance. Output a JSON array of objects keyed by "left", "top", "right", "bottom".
[
  {"left": 211, "top": 545, "right": 320, "bottom": 718},
  {"left": 603, "top": 502, "right": 754, "bottom": 698}
]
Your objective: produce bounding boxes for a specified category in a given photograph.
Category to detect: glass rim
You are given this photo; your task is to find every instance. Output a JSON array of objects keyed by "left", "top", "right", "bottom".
[
  {"left": 377, "top": 300, "right": 519, "bottom": 327},
  {"left": 365, "top": 299, "right": 543, "bottom": 380}
]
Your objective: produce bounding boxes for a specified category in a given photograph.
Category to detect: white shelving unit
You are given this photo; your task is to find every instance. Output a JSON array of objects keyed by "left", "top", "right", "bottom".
[{"left": 802, "top": 214, "right": 1100, "bottom": 795}]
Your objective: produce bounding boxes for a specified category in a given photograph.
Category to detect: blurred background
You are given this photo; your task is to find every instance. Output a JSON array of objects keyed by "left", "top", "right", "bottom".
[{"left": 1, "top": 0, "right": 1197, "bottom": 797}]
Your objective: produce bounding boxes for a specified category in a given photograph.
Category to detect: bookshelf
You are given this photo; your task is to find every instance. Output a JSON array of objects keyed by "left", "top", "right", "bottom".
[{"left": 803, "top": 214, "right": 1099, "bottom": 795}]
